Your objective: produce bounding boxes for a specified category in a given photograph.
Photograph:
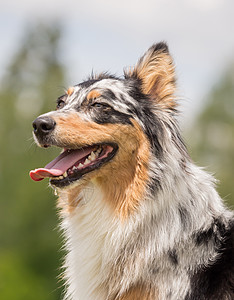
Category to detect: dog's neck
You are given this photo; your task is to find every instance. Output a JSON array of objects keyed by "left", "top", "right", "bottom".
[
  {"left": 57, "top": 161, "right": 231, "bottom": 300},
  {"left": 59, "top": 182, "right": 118, "bottom": 300}
]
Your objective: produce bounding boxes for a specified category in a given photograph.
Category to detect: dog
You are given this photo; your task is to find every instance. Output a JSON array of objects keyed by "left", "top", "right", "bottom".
[{"left": 30, "top": 42, "right": 234, "bottom": 300}]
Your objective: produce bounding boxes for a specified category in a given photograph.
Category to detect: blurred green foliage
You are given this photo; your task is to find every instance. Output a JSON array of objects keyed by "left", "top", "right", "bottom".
[
  {"left": 0, "top": 23, "right": 66, "bottom": 299},
  {"left": 186, "top": 64, "right": 234, "bottom": 209}
]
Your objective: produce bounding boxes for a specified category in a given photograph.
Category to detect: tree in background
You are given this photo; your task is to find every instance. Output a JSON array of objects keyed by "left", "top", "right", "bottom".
[
  {"left": 187, "top": 63, "right": 234, "bottom": 209},
  {"left": 0, "top": 23, "right": 66, "bottom": 299}
]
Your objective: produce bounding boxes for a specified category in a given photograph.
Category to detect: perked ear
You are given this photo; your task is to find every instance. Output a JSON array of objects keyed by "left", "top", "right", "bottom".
[{"left": 125, "top": 42, "right": 177, "bottom": 109}]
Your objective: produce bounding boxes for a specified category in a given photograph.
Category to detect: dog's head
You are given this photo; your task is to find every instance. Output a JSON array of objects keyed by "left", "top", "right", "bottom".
[{"left": 30, "top": 43, "right": 178, "bottom": 195}]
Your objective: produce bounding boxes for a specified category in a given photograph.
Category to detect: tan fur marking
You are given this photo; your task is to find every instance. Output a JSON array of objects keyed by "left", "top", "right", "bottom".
[
  {"left": 53, "top": 113, "right": 150, "bottom": 218},
  {"left": 67, "top": 87, "right": 74, "bottom": 96},
  {"left": 97, "top": 119, "right": 150, "bottom": 219},
  {"left": 127, "top": 47, "right": 176, "bottom": 109},
  {"left": 117, "top": 284, "right": 157, "bottom": 300},
  {"left": 87, "top": 90, "right": 101, "bottom": 100},
  {"left": 57, "top": 184, "right": 84, "bottom": 214}
]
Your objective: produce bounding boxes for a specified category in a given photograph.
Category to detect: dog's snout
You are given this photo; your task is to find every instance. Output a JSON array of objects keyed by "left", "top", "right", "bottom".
[{"left": 32, "top": 117, "right": 56, "bottom": 136}]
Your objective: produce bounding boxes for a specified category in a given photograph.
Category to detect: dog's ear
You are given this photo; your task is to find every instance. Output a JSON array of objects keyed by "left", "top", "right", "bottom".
[{"left": 125, "top": 42, "right": 177, "bottom": 109}]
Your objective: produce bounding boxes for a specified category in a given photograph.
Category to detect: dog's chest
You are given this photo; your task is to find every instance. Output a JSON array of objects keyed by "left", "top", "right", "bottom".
[{"left": 62, "top": 184, "right": 116, "bottom": 300}]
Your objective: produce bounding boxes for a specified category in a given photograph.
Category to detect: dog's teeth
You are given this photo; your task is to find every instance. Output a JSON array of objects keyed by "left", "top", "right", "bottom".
[
  {"left": 58, "top": 176, "right": 63, "bottom": 180},
  {"left": 96, "top": 147, "right": 102, "bottom": 154},
  {"left": 78, "top": 163, "right": 83, "bottom": 169},
  {"left": 63, "top": 171, "right": 68, "bottom": 178},
  {"left": 94, "top": 147, "right": 101, "bottom": 156},
  {"left": 89, "top": 151, "right": 97, "bottom": 161},
  {"left": 72, "top": 166, "right": 76, "bottom": 171},
  {"left": 84, "top": 158, "right": 90, "bottom": 165}
]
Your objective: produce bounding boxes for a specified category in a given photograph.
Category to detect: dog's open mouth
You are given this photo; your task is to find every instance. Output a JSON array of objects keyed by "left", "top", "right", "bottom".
[{"left": 30, "top": 143, "right": 118, "bottom": 187}]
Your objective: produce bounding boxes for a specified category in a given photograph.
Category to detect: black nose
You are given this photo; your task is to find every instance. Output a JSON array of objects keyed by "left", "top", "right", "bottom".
[{"left": 32, "top": 117, "right": 56, "bottom": 136}]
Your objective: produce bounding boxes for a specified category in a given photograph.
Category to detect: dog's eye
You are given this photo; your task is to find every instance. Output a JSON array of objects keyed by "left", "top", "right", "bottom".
[
  {"left": 56, "top": 100, "right": 65, "bottom": 110},
  {"left": 91, "top": 103, "right": 110, "bottom": 110},
  {"left": 93, "top": 103, "right": 102, "bottom": 108}
]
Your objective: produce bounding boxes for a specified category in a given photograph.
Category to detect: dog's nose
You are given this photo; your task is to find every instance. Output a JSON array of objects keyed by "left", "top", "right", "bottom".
[{"left": 32, "top": 117, "right": 56, "bottom": 136}]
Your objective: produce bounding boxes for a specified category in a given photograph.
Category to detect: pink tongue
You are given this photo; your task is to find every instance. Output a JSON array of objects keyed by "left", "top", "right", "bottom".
[{"left": 29, "top": 147, "right": 94, "bottom": 182}]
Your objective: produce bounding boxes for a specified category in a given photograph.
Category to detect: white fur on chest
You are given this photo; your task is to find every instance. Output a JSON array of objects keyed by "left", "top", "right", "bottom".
[{"left": 61, "top": 183, "right": 117, "bottom": 300}]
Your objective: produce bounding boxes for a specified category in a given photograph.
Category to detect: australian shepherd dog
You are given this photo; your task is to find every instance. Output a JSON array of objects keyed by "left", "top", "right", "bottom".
[{"left": 30, "top": 43, "right": 234, "bottom": 300}]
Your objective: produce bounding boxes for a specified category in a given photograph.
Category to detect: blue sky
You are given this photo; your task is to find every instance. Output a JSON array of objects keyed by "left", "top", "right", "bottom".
[{"left": 1, "top": 0, "right": 234, "bottom": 125}]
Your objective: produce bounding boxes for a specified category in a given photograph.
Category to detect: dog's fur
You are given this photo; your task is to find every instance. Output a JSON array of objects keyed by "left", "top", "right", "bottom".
[{"left": 32, "top": 43, "right": 234, "bottom": 300}]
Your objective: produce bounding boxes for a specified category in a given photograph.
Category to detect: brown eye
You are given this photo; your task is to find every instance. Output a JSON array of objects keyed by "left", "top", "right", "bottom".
[
  {"left": 56, "top": 99, "right": 65, "bottom": 110},
  {"left": 56, "top": 94, "right": 67, "bottom": 110}
]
